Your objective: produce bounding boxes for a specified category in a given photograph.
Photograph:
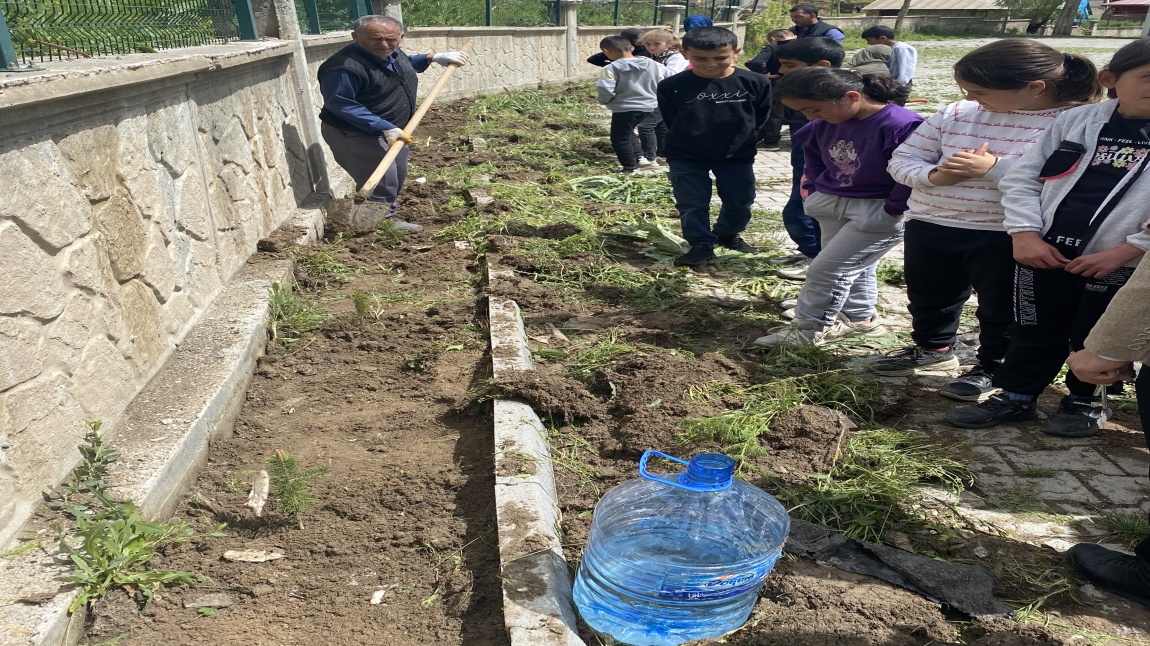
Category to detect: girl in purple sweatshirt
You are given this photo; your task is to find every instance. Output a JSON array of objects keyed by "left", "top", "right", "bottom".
[{"left": 754, "top": 67, "right": 923, "bottom": 347}]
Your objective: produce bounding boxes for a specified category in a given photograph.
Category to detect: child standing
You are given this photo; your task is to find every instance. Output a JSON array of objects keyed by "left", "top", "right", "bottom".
[
  {"left": 597, "top": 35, "right": 667, "bottom": 174},
  {"left": 860, "top": 25, "right": 917, "bottom": 99},
  {"left": 946, "top": 40, "right": 1150, "bottom": 436},
  {"left": 768, "top": 37, "right": 846, "bottom": 274},
  {"left": 753, "top": 68, "right": 922, "bottom": 347},
  {"left": 747, "top": 29, "right": 797, "bottom": 150},
  {"left": 657, "top": 26, "right": 772, "bottom": 266},
  {"left": 871, "top": 41, "right": 1101, "bottom": 404},
  {"left": 637, "top": 29, "right": 688, "bottom": 163}
]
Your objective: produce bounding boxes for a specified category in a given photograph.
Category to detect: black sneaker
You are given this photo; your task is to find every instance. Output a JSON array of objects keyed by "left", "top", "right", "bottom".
[
  {"left": 869, "top": 346, "right": 959, "bottom": 376},
  {"left": 940, "top": 366, "right": 996, "bottom": 402},
  {"left": 944, "top": 394, "right": 1039, "bottom": 429},
  {"left": 1041, "top": 394, "right": 1111, "bottom": 437},
  {"left": 1068, "top": 543, "right": 1150, "bottom": 610},
  {"left": 717, "top": 235, "right": 759, "bottom": 254},
  {"left": 674, "top": 244, "right": 717, "bottom": 267}
]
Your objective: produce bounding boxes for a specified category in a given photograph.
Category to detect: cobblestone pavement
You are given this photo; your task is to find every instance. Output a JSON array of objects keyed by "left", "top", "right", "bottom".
[{"left": 747, "top": 37, "right": 1150, "bottom": 568}]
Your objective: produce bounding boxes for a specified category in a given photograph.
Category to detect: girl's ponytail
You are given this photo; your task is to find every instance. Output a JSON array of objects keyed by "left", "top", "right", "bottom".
[
  {"left": 955, "top": 39, "right": 1101, "bottom": 107},
  {"left": 1055, "top": 53, "right": 1104, "bottom": 104},
  {"left": 859, "top": 74, "right": 910, "bottom": 105}
]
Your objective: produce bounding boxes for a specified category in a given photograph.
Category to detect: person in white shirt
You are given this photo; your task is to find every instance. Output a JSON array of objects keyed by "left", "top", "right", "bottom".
[{"left": 861, "top": 25, "right": 916, "bottom": 103}]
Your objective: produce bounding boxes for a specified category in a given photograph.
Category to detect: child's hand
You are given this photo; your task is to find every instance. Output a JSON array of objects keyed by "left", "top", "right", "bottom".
[
  {"left": 1012, "top": 231, "right": 1069, "bottom": 269},
  {"left": 937, "top": 142, "right": 997, "bottom": 178},
  {"left": 1064, "top": 243, "right": 1144, "bottom": 279},
  {"left": 927, "top": 168, "right": 964, "bottom": 186},
  {"left": 799, "top": 176, "right": 810, "bottom": 200}
]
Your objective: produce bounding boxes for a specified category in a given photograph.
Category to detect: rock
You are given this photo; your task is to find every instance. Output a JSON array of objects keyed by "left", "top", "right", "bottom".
[
  {"left": 222, "top": 549, "right": 284, "bottom": 562},
  {"left": 249, "top": 585, "right": 276, "bottom": 597},
  {"left": 183, "top": 593, "right": 234, "bottom": 609}
]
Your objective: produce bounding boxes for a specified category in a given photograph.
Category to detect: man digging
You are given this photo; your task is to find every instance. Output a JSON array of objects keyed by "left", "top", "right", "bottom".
[{"left": 317, "top": 15, "right": 469, "bottom": 232}]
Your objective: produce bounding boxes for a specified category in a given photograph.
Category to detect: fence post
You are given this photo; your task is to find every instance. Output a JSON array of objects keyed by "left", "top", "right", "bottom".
[
  {"left": 613, "top": 0, "right": 620, "bottom": 25},
  {"left": 379, "top": 0, "right": 403, "bottom": 24},
  {"left": 660, "top": 4, "right": 684, "bottom": 31},
  {"left": 653, "top": 0, "right": 660, "bottom": 25},
  {"left": 234, "top": 0, "right": 260, "bottom": 40},
  {"left": 560, "top": 0, "right": 582, "bottom": 79},
  {"left": 487, "top": 0, "right": 494, "bottom": 25},
  {"left": 303, "top": 0, "right": 321, "bottom": 34}
]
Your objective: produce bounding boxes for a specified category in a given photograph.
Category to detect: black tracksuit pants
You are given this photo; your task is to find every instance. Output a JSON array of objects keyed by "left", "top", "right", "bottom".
[
  {"left": 903, "top": 219, "right": 1015, "bottom": 371},
  {"left": 992, "top": 263, "right": 1135, "bottom": 398}
]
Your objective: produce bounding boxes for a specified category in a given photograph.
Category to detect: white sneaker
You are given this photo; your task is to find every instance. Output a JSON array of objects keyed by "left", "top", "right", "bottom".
[
  {"left": 781, "top": 298, "right": 798, "bottom": 309},
  {"left": 777, "top": 260, "right": 810, "bottom": 280},
  {"left": 841, "top": 315, "right": 889, "bottom": 338},
  {"left": 768, "top": 253, "right": 807, "bottom": 265},
  {"left": 636, "top": 157, "right": 659, "bottom": 170},
  {"left": 781, "top": 308, "right": 796, "bottom": 320},
  {"left": 752, "top": 320, "right": 852, "bottom": 347}
]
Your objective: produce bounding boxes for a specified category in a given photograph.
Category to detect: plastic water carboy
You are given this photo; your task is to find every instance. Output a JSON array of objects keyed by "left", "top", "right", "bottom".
[{"left": 572, "top": 450, "right": 790, "bottom": 646}]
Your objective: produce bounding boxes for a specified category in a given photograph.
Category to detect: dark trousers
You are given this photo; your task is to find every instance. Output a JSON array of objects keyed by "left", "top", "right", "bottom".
[
  {"left": 321, "top": 121, "right": 410, "bottom": 209},
  {"left": 903, "top": 219, "right": 1015, "bottom": 370},
  {"left": 668, "top": 159, "right": 756, "bottom": 247},
  {"left": 654, "top": 108, "right": 667, "bottom": 159},
  {"left": 993, "top": 264, "right": 1135, "bottom": 398},
  {"left": 610, "top": 111, "right": 656, "bottom": 170},
  {"left": 760, "top": 97, "right": 785, "bottom": 143},
  {"left": 781, "top": 135, "right": 822, "bottom": 258}
]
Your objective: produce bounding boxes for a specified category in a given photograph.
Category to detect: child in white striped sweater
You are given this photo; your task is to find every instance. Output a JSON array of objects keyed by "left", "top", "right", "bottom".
[{"left": 869, "top": 40, "right": 1101, "bottom": 402}]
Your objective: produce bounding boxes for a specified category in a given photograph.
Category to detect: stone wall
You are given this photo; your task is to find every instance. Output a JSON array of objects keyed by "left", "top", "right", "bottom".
[
  {"left": 830, "top": 14, "right": 1030, "bottom": 32},
  {"left": 0, "top": 43, "right": 318, "bottom": 548}
]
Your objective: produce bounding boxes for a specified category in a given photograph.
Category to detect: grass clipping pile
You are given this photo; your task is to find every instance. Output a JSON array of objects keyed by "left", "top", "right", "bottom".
[{"left": 55, "top": 85, "right": 1150, "bottom": 646}]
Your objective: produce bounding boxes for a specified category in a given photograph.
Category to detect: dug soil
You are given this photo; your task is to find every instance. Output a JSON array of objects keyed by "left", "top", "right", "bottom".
[{"left": 79, "top": 94, "right": 1150, "bottom": 646}]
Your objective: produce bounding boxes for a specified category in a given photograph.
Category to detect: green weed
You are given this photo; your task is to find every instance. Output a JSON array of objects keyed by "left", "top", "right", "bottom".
[
  {"left": 47, "top": 424, "right": 225, "bottom": 613},
  {"left": 0, "top": 540, "right": 40, "bottom": 559},
  {"left": 266, "top": 449, "right": 328, "bottom": 530},
  {"left": 569, "top": 332, "right": 636, "bottom": 381},
  {"left": 876, "top": 259, "right": 906, "bottom": 286},
  {"left": 268, "top": 282, "right": 331, "bottom": 344},
  {"left": 1099, "top": 509, "right": 1150, "bottom": 549},
  {"left": 298, "top": 244, "right": 358, "bottom": 286}
]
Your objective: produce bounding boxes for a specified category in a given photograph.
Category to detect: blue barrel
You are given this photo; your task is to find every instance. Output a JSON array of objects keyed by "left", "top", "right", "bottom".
[{"left": 572, "top": 451, "right": 790, "bottom": 646}]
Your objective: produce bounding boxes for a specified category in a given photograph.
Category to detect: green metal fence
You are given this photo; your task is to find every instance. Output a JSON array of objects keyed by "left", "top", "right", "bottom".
[{"left": 0, "top": 0, "right": 256, "bottom": 68}]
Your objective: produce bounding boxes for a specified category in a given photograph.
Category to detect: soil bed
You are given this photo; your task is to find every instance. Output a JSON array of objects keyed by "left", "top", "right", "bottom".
[{"left": 70, "top": 86, "right": 1150, "bottom": 646}]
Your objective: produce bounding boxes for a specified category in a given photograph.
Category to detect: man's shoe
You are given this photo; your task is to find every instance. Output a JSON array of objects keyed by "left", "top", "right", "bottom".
[
  {"left": 1068, "top": 543, "right": 1150, "bottom": 610},
  {"left": 636, "top": 157, "right": 658, "bottom": 169},
  {"left": 752, "top": 320, "right": 852, "bottom": 348},
  {"left": 780, "top": 298, "right": 799, "bottom": 308},
  {"left": 869, "top": 346, "right": 959, "bottom": 376},
  {"left": 1041, "top": 394, "right": 1111, "bottom": 437},
  {"left": 674, "top": 244, "right": 717, "bottom": 267},
  {"left": 945, "top": 394, "right": 1039, "bottom": 429},
  {"left": 842, "top": 316, "right": 889, "bottom": 338},
  {"left": 769, "top": 253, "right": 808, "bottom": 266},
  {"left": 940, "top": 366, "right": 996, "bottom": 402},
  {"left": 383, "top": 217, "right": 423, "bottom": 233},
  {"left": 718, "top": 235, "right": 759, "bottom": 254},
  {"left": 777, "top": 259, "right": 810, "bottom": 280}
]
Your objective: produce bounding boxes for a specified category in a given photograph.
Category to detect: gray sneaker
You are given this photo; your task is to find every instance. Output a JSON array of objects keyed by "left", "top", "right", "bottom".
[
  {"left": 384, "top": 217, "right": 423, "bottom": 233},
  {"left": 1041, "top": 395, "right": 1111, "bottom": 437},
  {"left": 869, "top": 346, "right": 959, "bottom": 376},
  {"left": 940, "top": 366, "right": 996, "bottom": 402}
]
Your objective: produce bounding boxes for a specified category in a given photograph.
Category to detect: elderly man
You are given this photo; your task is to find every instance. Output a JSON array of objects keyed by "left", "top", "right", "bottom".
[
  {"left": 1062, "top": 259, "right": 1150, "bottom": 608},
  {"left": 788, "top": 4, "right": 844, "bottom": 44},
  {"left": 317, "top": 15, "right": 468, "bottom": 232}
]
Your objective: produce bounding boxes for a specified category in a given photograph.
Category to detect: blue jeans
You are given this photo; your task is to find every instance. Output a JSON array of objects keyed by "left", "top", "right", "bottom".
[
  {"left": 668, "top": 159, "right": 756, "bottom": 247},
  {"left": 782, "top": 136, "right": 822, "bottom": 258}
]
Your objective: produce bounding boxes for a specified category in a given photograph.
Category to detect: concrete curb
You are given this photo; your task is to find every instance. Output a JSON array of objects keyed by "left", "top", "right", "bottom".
[
  {"left": 488, "top": 269, "right": 586, "bottom": 646},
  {"left": 0, "top": 205, "right": 322, "bottom": 646}
]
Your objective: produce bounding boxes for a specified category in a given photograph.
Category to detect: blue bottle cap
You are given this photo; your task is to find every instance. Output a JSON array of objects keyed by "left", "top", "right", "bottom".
[{"left": 639, "top": 450, "right": 735, "bottom": 491}]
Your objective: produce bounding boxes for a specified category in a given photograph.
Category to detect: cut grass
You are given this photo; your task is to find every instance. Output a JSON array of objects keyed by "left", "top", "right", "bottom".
[
  {"left": 268, "top": 282, "right": 332, "bottom": 344},
  {"left": 771, "top": 429, "right": 973, "bottom": 543},
  {"left": 1098, "top": 509, "right": 1150, "bottom": 549}
]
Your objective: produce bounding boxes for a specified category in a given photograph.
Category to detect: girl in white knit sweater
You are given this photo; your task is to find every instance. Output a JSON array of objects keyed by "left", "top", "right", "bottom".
[{"left": 871, "top": 40, "right": 1101, "bottom": 403}]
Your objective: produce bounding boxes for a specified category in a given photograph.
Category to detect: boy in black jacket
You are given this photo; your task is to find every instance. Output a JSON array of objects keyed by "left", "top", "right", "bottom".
[{"left": 657, "top": 27, "right": 772, "bottom": 267}]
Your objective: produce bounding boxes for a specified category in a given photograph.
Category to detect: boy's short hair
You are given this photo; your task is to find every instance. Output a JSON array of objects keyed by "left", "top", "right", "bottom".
[
  {"left": 767, "top": 29, "right": 794, "bottom": 41},
  {"left": 776, "top": 36, "right": 844, "bottom": 67},
  {"left": 789, "top": 3, "right": 819, "bottom": 14},
  {"left": 681, "top": 26, "right": 738, "bottom": 52},
  {"left": 860, "top": 25, "right": 896, "bottom": 40},
  {"left": 600, "top": 35, "right": 633, "bottom": 54}
]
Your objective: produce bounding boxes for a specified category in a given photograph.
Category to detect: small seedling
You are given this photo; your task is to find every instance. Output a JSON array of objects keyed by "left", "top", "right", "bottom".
[
  {"left": 266, "top": 450, "right": 329, "bottom": 529},
  {"left": 268, "top": 283, "right": 332, "bottom": 344},
  {"left": 197, "top": 607, "right": 216, "bottom": 617},
  {"left": 350, "top": 292, "right": 372, "bottom": 319}
]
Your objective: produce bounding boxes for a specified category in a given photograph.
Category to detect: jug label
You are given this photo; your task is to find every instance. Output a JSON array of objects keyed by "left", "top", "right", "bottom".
[{"left": 658, "top": 566, "right": 771, "bottom": 600}]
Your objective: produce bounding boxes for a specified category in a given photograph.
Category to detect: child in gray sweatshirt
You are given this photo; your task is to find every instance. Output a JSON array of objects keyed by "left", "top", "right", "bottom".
[{"left": 596, "top": 35, "right": 668, "bottom": 172}]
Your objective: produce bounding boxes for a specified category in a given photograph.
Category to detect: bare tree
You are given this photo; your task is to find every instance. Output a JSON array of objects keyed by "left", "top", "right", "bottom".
[{"left": 894, "top": 0, "right": 914, "bottom": 31}]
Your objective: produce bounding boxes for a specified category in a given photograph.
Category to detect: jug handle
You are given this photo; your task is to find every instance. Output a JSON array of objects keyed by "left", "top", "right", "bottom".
[{"left": 638, "top": 450, "right": 691, "bottom": 489}]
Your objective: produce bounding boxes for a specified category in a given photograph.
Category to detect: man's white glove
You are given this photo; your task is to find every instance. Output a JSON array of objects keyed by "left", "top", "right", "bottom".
[
  {"left": 382, "top": 128, "right": 413, "bottom": 147},
  {"left": 432, "top": 51, "right": 469, "bottom": 67}
]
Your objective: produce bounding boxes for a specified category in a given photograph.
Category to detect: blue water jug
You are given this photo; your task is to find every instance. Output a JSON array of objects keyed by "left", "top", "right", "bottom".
[{"left": 572, "top": 451, "right": 790, "bottom": 646}]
